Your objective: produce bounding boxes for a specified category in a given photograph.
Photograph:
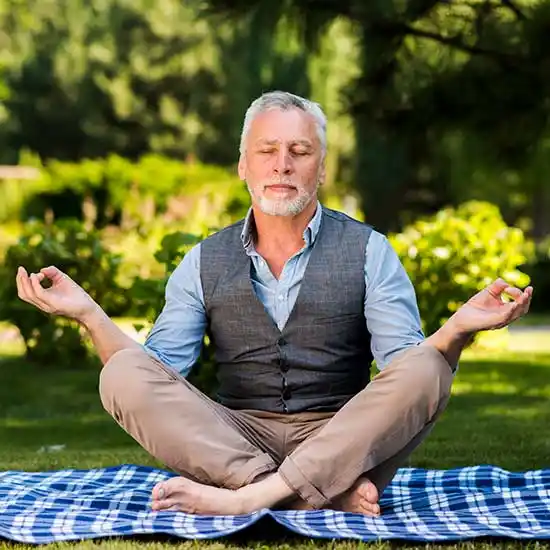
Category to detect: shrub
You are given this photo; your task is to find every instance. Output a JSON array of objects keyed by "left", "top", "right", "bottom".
[
  {"left": 131, "top": 231, "right": 218, "bottom": 396},
  {"left": 0, "top": 219, "right": 127, "bottom": 366},
  {"left": 389, "top": 201, "right": 533, "bottom": 337},
  {"left": 18, "top": 154, "right": 250, "bottom": 231}
]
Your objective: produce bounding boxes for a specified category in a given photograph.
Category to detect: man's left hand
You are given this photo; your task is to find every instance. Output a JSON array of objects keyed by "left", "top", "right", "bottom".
[{"left": 450, "top": 278, "right": 533, "bottom": 335}]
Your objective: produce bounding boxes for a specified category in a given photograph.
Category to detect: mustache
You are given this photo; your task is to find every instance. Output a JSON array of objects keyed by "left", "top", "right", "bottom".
[{"left": 262, "top": 178, "right": 297, "bottom": 188}]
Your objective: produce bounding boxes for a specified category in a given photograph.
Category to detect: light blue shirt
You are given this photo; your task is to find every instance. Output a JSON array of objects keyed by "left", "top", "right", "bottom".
[{"left": 144, "top": 203, "right": 425, "bottom": 376}]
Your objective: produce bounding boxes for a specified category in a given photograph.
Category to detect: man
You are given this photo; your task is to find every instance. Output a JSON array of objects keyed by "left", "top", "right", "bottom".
[{"left": 15, "top": 91, "right": 532, "bottom": 517}]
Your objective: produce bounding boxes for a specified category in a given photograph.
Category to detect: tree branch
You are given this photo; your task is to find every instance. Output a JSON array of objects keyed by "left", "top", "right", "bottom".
[{"left": 393, "top": 21, "right": 522, "bottom": 62}]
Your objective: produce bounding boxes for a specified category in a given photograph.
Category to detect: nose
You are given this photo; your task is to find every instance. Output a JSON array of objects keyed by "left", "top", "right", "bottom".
[{"left": 274, "top": 148, "right": 292, "bottom": 175}]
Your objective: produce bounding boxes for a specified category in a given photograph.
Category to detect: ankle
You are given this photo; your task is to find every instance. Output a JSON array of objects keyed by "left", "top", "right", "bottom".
[{"left": 236, "top": 472, "right": 295, "bottom": 512}]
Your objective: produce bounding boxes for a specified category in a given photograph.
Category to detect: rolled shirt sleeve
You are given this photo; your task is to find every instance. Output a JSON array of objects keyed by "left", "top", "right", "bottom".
[
  {"left": 364, "top": 231, "right": 425, "bottom": 370},
  {"left": 143, "top": 243, "right": 207, "bottom": 377}
]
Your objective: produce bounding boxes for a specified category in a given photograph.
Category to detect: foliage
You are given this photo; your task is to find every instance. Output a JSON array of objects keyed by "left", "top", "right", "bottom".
[
  {"left": 389, "top": 201, "right": 534, "bottom": 337},
  {"left": 130, "top": 231, "right": 218, "bottom": 395},
  {"left": 5, "top": 154, "right": 250, "bottom": 233},
  {"left": 3, "top": 0, "right": 550, "bottom": 242},
  {"left": 208, "top": 0, "right": 550, "bottom": 238},
  {"left": 0, "top": 219, "right": 126, "bottom": 366},
  {"left": 0, "top": 0, "right": 312, "bottom": 165}
]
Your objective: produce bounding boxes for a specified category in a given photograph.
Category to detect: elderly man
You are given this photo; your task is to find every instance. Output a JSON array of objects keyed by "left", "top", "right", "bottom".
[{"left": 15, "top": 91, "right": 532, "bottom": 517}]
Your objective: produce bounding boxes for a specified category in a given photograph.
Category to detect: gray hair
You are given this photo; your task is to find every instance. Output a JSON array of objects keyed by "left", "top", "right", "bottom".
[{"left": 239, "top": 91, "right": 327, "bottom": 157}]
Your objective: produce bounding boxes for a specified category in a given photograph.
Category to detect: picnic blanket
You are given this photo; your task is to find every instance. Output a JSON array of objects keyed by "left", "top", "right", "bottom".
[{"left": 1, "top": 464, "right": 549, "bottom": 544}]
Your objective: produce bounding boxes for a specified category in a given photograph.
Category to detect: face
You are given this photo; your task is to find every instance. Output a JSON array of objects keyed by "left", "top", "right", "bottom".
[{"left": 238, "top": 108, "right": 325, "bottom": 217}]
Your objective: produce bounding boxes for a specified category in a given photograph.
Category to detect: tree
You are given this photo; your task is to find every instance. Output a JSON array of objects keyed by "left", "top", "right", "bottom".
[{"left": 203, "top": 0, "right": 550, "bottom": 234}]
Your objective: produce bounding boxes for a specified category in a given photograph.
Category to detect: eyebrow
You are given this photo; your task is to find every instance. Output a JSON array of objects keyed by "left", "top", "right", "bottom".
[{"left": 255, "top": 139, "right": 313, "bottom": 147}]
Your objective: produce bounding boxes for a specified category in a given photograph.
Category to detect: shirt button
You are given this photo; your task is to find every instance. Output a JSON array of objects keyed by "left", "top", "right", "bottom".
[{"left": 278, "top": 295, "right": 284, "bottom": 301}]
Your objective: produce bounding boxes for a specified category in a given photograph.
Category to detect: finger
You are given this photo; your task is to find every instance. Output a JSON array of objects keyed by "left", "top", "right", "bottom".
[
  {"left": 517, "top": 289, "right": 533, "bottom": 317},
  {"left": 16, "top": 267, "right": 34, "bottom": 303},
  {"left": 493, "top": 301, "right": 522, "bottom": 327},
  {"left": 40, "top": 265, "right": 68, "bottom": 284},
  {"left": 485, "top": 278, "right": 510, "bottom": 298},
  {"left": 502, "top": 287, "right": 523, "bottom": 302},
  {"left": 506, "top": 301, "right": 529, "bottom": 324},
  {"left": 29, "top": 273, "right": 49, "bottom": 299},
  {"left": 28, "top": 273, "right": 52, "bottom": 311},
  {"left": 17, "top": 267, "right": 45, "bottom": 289}
]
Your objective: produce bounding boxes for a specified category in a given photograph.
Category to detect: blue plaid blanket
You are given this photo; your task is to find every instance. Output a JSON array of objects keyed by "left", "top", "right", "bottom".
[{"left": 1, "top": 464, "right": 549, "bottom": 544}]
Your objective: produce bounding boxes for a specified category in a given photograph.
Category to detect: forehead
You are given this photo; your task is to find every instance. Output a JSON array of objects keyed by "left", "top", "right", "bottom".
[{"left": 247, "top": 108, "right": 319, "bottom": 145}]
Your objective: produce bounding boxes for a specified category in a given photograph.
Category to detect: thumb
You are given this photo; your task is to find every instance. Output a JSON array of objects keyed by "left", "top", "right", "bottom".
[{"left": 40, "top": 265, "right": 68, "bottom": 284}]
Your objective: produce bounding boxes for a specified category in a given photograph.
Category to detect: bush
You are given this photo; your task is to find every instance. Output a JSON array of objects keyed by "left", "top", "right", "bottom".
[
  {"left": 389, "top": 201, "right": 533, "bottom": 337},
  {"left": 0, "top": 219, "right": 127, "bottom": 366},
  {"left": 16, "top": 154, "right": 250, "bottom": 232},
  {"left": 131, "top": 231, "right": 218, "bottom": 396}
]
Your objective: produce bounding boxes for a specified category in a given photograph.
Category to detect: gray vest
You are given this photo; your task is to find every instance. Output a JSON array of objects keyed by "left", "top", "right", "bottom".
[{"left": 200, "top": 206, "right": 373, "bottom": 413}]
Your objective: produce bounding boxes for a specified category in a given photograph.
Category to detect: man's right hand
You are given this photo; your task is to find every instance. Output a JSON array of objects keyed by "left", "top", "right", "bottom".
[{"left": 16, "top": 265, "right": 100, "bottom": 324}]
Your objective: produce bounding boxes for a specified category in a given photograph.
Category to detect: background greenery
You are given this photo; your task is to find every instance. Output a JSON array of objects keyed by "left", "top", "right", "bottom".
[
  {"left": 0, "top": 4, "right": 549, "bottom": 548},
  {"left": 0, "top": 0, "right": 548, "bottom": 376}
]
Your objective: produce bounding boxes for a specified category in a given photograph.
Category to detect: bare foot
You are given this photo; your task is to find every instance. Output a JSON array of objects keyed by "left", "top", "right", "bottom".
[
  {"left": 331, "top": 476, "right": 380, "bottom": 516},
  {"left": 151, "top": 476, "right": 247, "bottom": 515}
]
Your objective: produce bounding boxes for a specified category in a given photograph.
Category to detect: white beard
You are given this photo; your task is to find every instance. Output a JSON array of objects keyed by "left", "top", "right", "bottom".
[{"left": 247, "top": 179, "right": 319, "bottom": 217}]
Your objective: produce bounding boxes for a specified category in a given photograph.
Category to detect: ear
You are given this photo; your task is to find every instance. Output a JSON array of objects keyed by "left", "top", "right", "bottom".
[
  {"left": 238, "top": 154, "right": 246, "bottom": 181},
  {"left": 317, "top": 159, "right": 326, "bottom": 186}
]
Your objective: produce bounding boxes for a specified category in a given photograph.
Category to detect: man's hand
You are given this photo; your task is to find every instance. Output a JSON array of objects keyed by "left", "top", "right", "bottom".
[
  {"left": 450, "top": 278, "right": 533, "bottom": 336},
  {"left": 16, "top": 265, "right": 99, "bottom": 324},
  {"left": 422, "top": 279, "right": 533, "bottom": 368}
]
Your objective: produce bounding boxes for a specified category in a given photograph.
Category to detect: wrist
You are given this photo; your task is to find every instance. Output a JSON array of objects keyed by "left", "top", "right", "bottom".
[
  {"left": 78, "top": 303, "right": 104, "bottom": 329},
  {"left": 444, "top": 313, "right": 476, "bottom": 341}
]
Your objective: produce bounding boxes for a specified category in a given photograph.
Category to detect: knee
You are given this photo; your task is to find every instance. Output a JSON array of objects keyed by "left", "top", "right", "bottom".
[
  {"left": 99, "top": 348, "right": 154, "bottom": 416},
  {"left": 411, "top": 346, "right": 453, "bottom": 402},
  {"left": 390, "top": 345, "right": 453, "bottom": 402}
]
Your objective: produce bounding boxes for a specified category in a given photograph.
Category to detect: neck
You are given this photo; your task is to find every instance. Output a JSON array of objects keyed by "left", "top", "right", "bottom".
[{"left": 252, "top": 199, "right": 318, "bottom": 253}]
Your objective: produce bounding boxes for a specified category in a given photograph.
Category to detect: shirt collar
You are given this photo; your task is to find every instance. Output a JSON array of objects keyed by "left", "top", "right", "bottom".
[{"left": 240, "top": 201, "right": 323, "bottom": 251}]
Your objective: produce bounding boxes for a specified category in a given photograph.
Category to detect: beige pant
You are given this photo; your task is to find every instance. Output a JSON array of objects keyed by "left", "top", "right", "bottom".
[{"left": 99, "top": 345, "right": 453, "bottom": 509}]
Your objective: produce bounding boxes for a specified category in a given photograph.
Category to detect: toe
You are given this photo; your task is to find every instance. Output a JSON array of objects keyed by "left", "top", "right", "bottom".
[
  {"left": 357, "top": 480, "right": 379, "bottom": 503},
  {"left": 151, "top": 482, "right": 166, "bottom": 501},
  {"left": 359, "top": 499, "right": 380, "bottom": 517},
  {"left": 151, "top": 498, "right": 178, "bottom": 512},
  {"left": 367, "top": 484, "right": 379, "bottom": 503}
]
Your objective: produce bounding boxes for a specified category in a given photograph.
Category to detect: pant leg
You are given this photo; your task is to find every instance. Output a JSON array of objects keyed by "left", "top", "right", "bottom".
[
  {"left": 99, "top": 348, "right": 278, "bottom": 489},
  {"left": 278, "top": 345, "right": 454, "bottom": 508},
  {"left": 364, "top": 390, "right": 451, "bottom": 498}
]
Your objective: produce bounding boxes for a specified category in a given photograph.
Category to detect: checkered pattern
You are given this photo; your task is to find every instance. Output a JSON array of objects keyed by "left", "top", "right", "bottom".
[{"left": 1, "top": 464, "right": 549, "bottom": 544}]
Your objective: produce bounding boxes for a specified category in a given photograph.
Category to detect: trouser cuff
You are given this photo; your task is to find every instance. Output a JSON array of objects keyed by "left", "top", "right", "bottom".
[
  {"left": 221, "top": 452, "right": 277, "bottom": 489},
  {"left": 278, "top": 457, "right": 330, "bottom": 509}
]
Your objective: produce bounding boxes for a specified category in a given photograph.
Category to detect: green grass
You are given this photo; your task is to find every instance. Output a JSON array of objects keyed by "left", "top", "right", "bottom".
[{"left": 1, "top": 343, "right": 550, "bottom": 549}]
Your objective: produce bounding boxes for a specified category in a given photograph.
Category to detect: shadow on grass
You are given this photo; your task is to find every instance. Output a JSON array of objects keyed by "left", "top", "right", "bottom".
[{"left": 410, "top": 354, "right": 550, "bottom": 471}]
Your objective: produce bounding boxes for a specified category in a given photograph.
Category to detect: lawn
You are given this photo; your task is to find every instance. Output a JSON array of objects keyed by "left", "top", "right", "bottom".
[{"left": 0, "top": 337, "right": 549, "bottom": 549}]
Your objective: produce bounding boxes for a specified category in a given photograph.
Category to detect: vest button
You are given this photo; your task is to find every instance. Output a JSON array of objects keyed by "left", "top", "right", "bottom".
[
  {"left": 282, "top": 387, "right": 291, "bottom": 400},
  {"left": 280, "top": 361, "right": 289, "bottom": 373},
  {"left": 278, "top": 337, "right": 286, "bottom": 346}
]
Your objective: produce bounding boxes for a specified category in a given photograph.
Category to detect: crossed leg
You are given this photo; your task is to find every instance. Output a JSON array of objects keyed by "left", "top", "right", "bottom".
[{"left": 100, "top": 346, "right": 453, "bottom": 515}]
